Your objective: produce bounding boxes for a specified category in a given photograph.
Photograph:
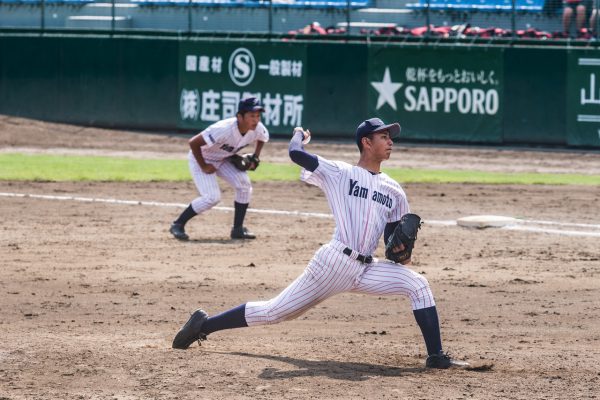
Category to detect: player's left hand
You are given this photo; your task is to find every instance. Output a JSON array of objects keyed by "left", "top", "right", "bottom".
[
  {"left": 385, "top": 213, "right": 422, "bottom": 264},
  {"left": 230, "top": 153, "right": 260, "bottom": 171},
  {"left": 247, "top": 153, "right": 260, "bottom": 171}
]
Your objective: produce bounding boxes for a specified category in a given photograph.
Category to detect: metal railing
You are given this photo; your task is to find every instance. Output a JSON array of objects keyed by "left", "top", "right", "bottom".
[{"left": 0, "top": 0, "right": 598, "bottom": 43}]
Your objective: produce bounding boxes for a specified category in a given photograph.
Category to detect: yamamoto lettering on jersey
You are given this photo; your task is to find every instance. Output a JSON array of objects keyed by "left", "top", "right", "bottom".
[
  {"left": 372, "top": 190, "right": 393, "bottom": 208},
  {"left": 349, "top": 179, "right": 393, "bottom": 208}
]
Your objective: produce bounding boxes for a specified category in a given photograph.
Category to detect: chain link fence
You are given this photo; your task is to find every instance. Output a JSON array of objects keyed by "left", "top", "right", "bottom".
[{"left": 1, "top": 0, "right": 599, "bottom": 42}]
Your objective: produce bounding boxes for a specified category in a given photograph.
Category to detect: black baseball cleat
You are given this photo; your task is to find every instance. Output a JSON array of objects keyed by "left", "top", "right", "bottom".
[
  {"left": 230, "top": 226, "right": 256, "bottom": 240},
  {"left": 425, "top": 351, "right": 470, "bottom": 369},
  {"left": 172, "top": 309, "right": 208, "bottom": 349},
  {"left": 169, "top": 223, "right": 189, "bottom": 241}
]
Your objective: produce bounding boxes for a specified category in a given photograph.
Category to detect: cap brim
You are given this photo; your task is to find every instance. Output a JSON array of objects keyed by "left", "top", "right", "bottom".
[{"left": 373, "top": 122, "right": 401, "bottom": 138}]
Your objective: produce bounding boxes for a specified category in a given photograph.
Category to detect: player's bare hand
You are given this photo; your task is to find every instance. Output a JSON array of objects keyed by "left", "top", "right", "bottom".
[
  {"left": 201, "top": 164, "right": 217, "bottom": 174},
  {"left": 294, "top": 127, "right": 311, "bottom": 145}
]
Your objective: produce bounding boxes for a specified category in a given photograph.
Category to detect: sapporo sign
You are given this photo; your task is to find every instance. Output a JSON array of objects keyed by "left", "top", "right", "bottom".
[
  {"left": 178, "top": 41, "right": 307, "bottom": 133},
  {"left": 368, "top": 47, "right": 504, "bottom": 142},
  {"left": 567, "top": 54, "right": 600, "bottom": 146}
]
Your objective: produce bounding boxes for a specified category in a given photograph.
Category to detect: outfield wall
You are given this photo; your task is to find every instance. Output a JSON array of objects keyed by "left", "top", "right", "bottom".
[{"left": 1, "top": 32, "right": 599, "bottom": 147}]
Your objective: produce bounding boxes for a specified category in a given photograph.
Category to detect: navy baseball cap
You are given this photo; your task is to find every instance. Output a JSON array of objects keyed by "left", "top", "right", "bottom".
[
  {"left": 238, "top": 97, "right": 265, "bottom": 113},
  {"left": 355, "top": 117, "right": 401, "bottom": 148}
]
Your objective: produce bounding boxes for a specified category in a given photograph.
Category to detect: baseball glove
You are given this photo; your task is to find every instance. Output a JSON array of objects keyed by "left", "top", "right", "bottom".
[
  {"left": 385, "top": 213, "right": 422, "bottom": 264},
  {"left": 229, "top": 153, "right": 260, "bottom": 171}
]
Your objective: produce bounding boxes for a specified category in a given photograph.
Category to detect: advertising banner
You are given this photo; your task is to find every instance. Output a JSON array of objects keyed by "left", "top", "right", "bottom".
[
  {"left": 567, "top": 53, "right": 600, "bottom": 147},
  {"left": 178, "top": 41, "right": 307, "bottom": 134},
  {"left": 368, "top": 46, "right": 504, "bottom": 143}
]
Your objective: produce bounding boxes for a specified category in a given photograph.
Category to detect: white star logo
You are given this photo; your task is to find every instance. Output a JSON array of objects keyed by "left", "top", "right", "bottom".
[{"left": 370, "top": 67, "right": 403, "bottom": 111}]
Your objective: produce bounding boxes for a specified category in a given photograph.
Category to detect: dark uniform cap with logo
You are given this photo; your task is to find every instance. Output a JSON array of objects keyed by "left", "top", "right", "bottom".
[
  {"left": 355, "top": 117, "right": 401, "bottom": 148},
  {"left": 238, "top": 97, "right": 265, "bottom": 113}
]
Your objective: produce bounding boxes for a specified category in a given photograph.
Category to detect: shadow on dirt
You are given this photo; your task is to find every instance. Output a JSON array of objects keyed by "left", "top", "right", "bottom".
[{"left": 219, "top": 351, "right": 424, "bottom": 381}]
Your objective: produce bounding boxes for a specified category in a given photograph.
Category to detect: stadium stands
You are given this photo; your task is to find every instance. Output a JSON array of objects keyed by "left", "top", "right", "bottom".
[
  {"left": 0, "top": 0, "right": 581, "bottom": 40},
  {"left": 2, "top": 0, "right": 93, "bottom": 3},
  {"left": 129, "top": 0, "right": 370, "bottom": 7},
  {"left": 406, "top": 0, "right": 545, "bottom": 12},
  {"left": 0, "top": 0, "right": 368, "bottom": 5}
]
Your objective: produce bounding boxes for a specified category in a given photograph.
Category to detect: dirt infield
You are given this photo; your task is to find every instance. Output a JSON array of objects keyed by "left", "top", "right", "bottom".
[{"left": 1, "top": 116, "right": 600, "bottom": 399}]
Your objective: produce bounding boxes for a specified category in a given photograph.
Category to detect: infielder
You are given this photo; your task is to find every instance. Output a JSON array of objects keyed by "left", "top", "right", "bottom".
[
  {"left": 170, "top": 97, "right": 269, "bottom": 241},
  {"left": 172, "top": 118, "right": 468, "bottom": 369}
]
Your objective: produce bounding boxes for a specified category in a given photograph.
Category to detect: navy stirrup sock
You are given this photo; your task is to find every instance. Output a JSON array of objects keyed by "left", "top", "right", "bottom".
[
  {"left": 413, "top": 306, "right": 443, "bottom": 356},
  {"left": 174, "top": 204, "right": 197, "bottom": 225},
  {"left": 233, "top": 202, "right": 249, "bottom": 228},
  {"left": 202, "top": 304, "right": 248, "bottom": 335}
]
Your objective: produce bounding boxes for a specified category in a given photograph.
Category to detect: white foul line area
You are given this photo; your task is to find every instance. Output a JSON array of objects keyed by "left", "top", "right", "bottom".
[{"left": 2, "top": 191, "right": 600, "bottom": 238}]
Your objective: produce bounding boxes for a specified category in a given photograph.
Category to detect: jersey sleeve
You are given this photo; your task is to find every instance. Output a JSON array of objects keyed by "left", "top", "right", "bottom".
[
  {"left": 387, "top": 185, "right": 410, "bottom": 223},
  {"left": 257, "top": 123, "right": 269, "bottom": 143},
  {"left": 300, "top": 157, "right": 343, "bottom": 188},
  {"left": 200, "top": 125, "right": 225, "bottom": 148}
]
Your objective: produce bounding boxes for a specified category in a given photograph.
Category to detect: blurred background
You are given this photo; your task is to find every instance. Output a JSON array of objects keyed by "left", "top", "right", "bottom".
[
  {"left": 1, "top": 0, "right": 600, "bottom": 148},
  {"left": 0, "top": 0, "right": 596, "bottom": 39}
]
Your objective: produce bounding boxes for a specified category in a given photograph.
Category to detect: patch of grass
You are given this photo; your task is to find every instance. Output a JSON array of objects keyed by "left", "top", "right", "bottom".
[
  {"left": 0, "top": 153, "right": 190, "bottom": 182},
  {"left": 1, "top": 153, "right": 598, "bottom": 186},
  {"left": 382, "top": 168, "right": 600, "bottom": 186}
]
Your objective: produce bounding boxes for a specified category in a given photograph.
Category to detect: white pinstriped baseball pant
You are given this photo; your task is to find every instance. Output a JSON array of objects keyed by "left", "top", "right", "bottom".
[
  {"left": 245, "top": 239, "right": 435, "bottom": 326},
  {"left": 188, "top": 152, "right": 253, "bottom": 214}
]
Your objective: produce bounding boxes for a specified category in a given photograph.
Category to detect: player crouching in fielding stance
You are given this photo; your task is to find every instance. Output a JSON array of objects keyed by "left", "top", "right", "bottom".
[
  {"left": 170, "top": 97, "right": 269, "bottom": 241},
  {"left": 172, "top": 118, "right": 468, "bottom": 369}
]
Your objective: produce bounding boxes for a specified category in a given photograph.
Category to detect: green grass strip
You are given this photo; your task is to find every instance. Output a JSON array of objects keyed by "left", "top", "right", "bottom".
[
  {"left": 0, "top": 153, "right": 190, "bottom": 182},
  {"left": 382, "top": 168, "right": 600, "bottom": 186},
  {"left": 0, "top": 153, "right": 598, "bottom": 186}
]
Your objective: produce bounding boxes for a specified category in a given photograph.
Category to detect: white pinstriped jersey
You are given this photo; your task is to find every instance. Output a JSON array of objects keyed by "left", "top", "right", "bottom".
[
  {"left": 244, "top": 154, "right": 434, "bottom": 326},
  {"left": 199, "top": 117, "right": 269, "bottom": 165},
  {"left": 186, "top": 117, "right": 267, "bottom": 213},
  {"left": 301, "top": 157, "right": 409, "bottom": 256}
]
